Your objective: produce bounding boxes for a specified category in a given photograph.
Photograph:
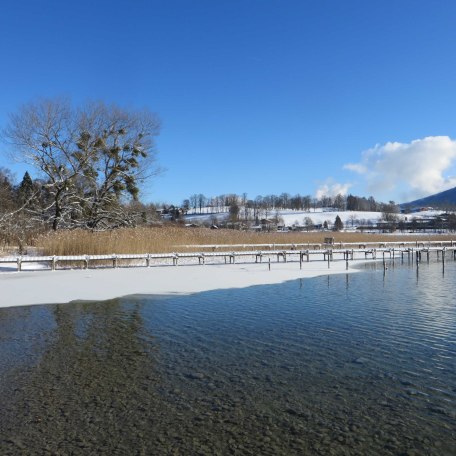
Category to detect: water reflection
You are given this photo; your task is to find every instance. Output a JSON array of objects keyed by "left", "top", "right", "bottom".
[
  {"left": 1, "top": 298, "right": 162, "bottom": 454},
  {"left": 0, "top": 261, "right": 455, "bottom": 455}
]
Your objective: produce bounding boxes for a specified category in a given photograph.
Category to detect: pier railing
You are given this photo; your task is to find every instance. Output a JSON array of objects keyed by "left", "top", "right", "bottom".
[
  {"left": 175, "top": 240, "right": 456, "bottom": 251},
  {"left": 0, "top": 241, "right": 455, "bottom": 272}
]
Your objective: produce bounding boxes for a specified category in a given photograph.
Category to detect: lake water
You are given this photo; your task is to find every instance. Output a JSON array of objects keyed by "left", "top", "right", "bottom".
[{"left": 0, "top": 258, "right": 455, "bottom": 455}]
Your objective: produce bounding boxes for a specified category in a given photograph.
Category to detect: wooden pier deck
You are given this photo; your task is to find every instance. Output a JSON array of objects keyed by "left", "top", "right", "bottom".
[{"left": 0, "top": 241, "right": 455, "bottom": 272}]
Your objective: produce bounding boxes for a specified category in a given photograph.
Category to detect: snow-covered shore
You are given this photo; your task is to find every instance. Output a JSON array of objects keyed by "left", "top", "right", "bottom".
[{"left": 0, "top": 260, "right": 360, "bottom": 308}]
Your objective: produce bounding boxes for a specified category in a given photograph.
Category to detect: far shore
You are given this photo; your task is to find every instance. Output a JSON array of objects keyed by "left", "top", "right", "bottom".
[{"left": 0, "top": 259, "right": 364, "bottom": 308}]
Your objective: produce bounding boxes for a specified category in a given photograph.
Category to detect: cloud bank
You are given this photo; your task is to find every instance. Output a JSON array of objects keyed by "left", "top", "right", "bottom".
[
  {"left": 315, "top": 180, "right": 352, "bottom": 199},
  {"left": 344, "top": 136, "right": 456, "bottom": 201}
]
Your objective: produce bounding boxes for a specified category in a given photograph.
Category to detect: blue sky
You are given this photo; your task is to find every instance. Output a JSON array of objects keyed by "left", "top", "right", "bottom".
[{"left": 2, "top": 0, "right": 456, "bottom": 205}]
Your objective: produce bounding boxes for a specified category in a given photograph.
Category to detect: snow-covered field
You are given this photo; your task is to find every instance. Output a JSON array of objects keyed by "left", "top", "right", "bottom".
[{"left": 277, "top": 210, "right": 381, "bottom": 227}]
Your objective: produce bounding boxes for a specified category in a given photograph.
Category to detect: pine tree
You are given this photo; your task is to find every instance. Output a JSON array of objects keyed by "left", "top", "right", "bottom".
[
  {"left": 17, "top": 171, "right": 35, "bottom": 205},
  {"left": 334, "top": 215, "right": 344, "bottom": 231}
]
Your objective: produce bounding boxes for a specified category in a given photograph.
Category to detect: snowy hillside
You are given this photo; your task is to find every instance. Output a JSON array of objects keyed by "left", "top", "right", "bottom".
[
  {"left": 275, "top": 210, "right": 380, "bottom": 228},
  {"left": 183, "top": 208, "right": 446, "bottom": 229}
]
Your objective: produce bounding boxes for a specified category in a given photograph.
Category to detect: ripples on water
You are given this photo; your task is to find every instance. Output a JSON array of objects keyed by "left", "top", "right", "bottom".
[{"left": 0, "top": 259, "right": 455, "bottom": 455}]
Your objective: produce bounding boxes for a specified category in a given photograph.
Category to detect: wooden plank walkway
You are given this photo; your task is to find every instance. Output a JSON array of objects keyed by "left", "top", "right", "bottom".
[{"left": 0, "top": 242, "right": 455, "bottom": 272}]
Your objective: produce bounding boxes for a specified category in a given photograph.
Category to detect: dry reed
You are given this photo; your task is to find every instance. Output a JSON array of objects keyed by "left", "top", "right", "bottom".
[{"left": 34, "top": 226, "right": 456, "bottom": 256}]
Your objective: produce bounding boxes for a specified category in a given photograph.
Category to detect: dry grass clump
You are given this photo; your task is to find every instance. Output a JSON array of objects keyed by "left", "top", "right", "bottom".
[{"left": 35, "top": 226, "right": 456, "bottom": 256}]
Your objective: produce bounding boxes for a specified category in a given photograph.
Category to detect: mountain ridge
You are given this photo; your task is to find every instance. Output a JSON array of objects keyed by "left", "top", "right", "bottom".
[{"left": 402, "top": 186, "right": 456, "bottom": 208}]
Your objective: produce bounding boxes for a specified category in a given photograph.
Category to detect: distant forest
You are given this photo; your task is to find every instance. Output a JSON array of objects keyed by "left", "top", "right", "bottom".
[{"left": 180, "top": 192, "right": 398, "bottom": 214}]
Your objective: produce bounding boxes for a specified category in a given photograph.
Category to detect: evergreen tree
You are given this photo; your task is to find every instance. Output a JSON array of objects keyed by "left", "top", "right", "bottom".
[
  {"left": 17, "top": 171, "right": 35, "bottom": 205},
  {"left": 334, "top": 215, "right": 344, "bottom": 231},
  {"left": 0, "top": 168, "right": 16, "bottom": 213}
]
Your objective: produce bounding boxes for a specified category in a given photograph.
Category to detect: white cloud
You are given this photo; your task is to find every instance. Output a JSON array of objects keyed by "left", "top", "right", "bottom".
[
  {"left": 345, "top": 136, "right": 456, "bottom": 201},
  {"left": 315, "top": 180, "right": 352, "bottom": 199},
  {"left": 343, "top": 163, "right": 367, "bottom": 174}
]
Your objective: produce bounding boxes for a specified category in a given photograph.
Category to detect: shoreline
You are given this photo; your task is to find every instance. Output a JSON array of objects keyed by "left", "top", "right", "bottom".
[{"left": 0, "top": 260, "right": 364, "bottom": 308}]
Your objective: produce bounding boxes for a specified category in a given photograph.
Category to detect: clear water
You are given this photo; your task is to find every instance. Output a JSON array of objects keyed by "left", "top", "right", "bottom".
[{"left": 0, "top": 259, "right": 455, "bottom": 455}]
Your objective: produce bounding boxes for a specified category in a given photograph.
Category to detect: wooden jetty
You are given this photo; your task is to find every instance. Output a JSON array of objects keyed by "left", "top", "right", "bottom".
[
  {"left": 0, "top": 241, "right": 455, "bottom": 272},
  {"left": 176, "top": 240, "right": 456, "bottom": 251}
]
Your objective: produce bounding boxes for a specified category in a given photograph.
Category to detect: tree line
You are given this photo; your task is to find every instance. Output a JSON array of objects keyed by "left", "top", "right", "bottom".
[{"left": 181, "top": 192, "right": 399, "bottom": 216}]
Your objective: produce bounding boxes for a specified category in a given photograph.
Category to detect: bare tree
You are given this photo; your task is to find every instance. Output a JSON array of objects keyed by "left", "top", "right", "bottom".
[
  {"left": 348, "top": 214, "right": 358, "bottom": 227},
  {"left": 3, "top": 98, "right": 160, "bottom": 230},
  {"left": 182, "top": 199, "right": 190, "bottom": 213},
  {"left": 189, "top": 194, "right": 198, "bottom": 212},
  {"left": 3, "top": 100, "right": 79, "bottom": 229},
  {"left": 241, "top": 192, "right": 249, "bottom": 220},
  {"left": 304, "top": 216, "right": 314, "bottom": 231},
  {"left": 197, "top": 194, "right": 206, "bottom": 213},
  {"left": 381, "top": 201, "right": 400, "bottom": 223},
  {"left": 333, "top": 193, "right": 346, "bottom": 210},
  {"left": 75, "top": 102, "right": 160, "bottom": 228},
  {"left": 279, "top": 192, "right": 290, "bottom": 209},
  {"left": 229, "top": 201, "right": 240, "bottom": 221}
]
